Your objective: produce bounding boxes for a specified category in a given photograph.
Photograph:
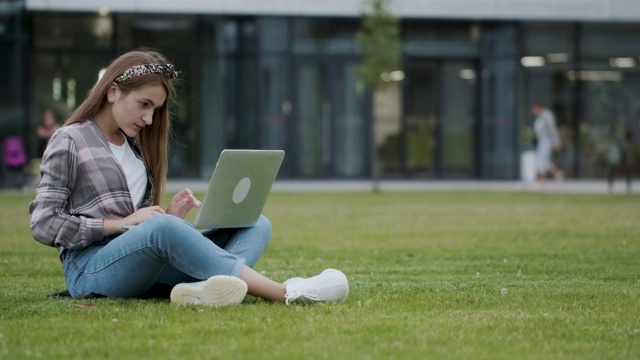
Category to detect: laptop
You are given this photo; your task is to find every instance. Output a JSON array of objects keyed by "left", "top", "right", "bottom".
[
  {"left": 192, "top": 149, "right": 284, "bottom": 228},
  {"left": 123, "top": 149, "right": 284, "bottom": 230}
]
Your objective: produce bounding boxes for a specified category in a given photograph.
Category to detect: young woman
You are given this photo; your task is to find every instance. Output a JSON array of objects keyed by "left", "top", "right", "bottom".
[{"left": 29, "top": 49, "right": 348, "bottom": 306}]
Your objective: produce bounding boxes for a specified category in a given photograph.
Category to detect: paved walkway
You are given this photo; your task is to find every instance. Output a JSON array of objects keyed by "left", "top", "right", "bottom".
[
  {"left": 5, "top": 178, "right": 634, "bottom": 195},
  {"left": 167, "top": 179, "right": 638, "bottom": 195}
]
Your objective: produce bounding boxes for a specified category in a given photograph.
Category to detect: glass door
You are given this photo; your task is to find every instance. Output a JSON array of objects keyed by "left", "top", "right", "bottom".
[
  {"left": 292, "top": 57, "right": 367, "bottom": 178},
  {"left": 404, "top": 61, "right": 438, "bottom": 177},
  {"left": 403, "top": 59, "right": 478, "bottom": 178},
  {"left": 441, "top": 61, "right": 477, "bottom": 177},
  {"left": 295, "top": 62, "right": 326, "bottom": 176}
]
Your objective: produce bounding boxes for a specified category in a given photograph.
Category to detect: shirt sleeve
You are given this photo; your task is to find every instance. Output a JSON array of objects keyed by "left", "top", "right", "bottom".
[{"left": 29, "top": 131, "right": 103, "bottom": 249}]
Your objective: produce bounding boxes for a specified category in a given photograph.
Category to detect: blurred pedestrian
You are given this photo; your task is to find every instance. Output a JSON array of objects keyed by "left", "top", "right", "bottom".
[
  {"left": 36, "top": 108, "right": 60, "bottom": 157},
  {"left": 607, "top": 128, "right": 636, "bottom": 193},
  {"left": 532, "top": 102, "right": 564, "bottom": 182},
  {"left": 2, "top": 135, "right": 28, "bottom": 189}
]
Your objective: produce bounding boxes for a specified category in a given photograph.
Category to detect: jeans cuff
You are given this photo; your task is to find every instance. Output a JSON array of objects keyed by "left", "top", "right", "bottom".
[{"left": 230, "top": 257, "right": 246, "bottom": 278}]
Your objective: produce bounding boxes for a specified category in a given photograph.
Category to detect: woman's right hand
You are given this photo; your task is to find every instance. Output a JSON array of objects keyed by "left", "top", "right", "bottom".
[
  {"left": 124, "top": 205, "right": 166, "bottom": 225},
  {"left": 103, "top": 206, "right": 166, "bottom": 236}
]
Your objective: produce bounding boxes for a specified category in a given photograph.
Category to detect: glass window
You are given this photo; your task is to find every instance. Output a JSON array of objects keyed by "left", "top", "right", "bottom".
[
  {"left": 333, "top": 63, "right": 367, "bottom": 178},
  {"left": 441, "top": 61, "right": 477, "bottom": 178},
  {"left": 220, "top": 54, "right": 258, "bottom": 150},
  {"left": 257, "top": 19, "right": 290, "bottom": 177},
  {"left": 197, "top": 17, "right": 225, "bottom": 178},
  {"left": 28, "top": 52, "right": 112, "bottom": 163},
  {"left": 578, "top": 66, "right": 640, "bottom": 177},
  {"left": 581, "top": 23, "right": 640, "bottom": 58},
  {"left": 116, "top": 15, "right": 196, "bottom": 51},
  {"left": 221, "top": 18, "right": 257, "bottom": 53},
  {"left": 522, "top": 23, "right": 574, "bottom": 57},
  {"left": 259, "top": 55, "right": 289, "bottom": 159},
  {"left": 295, "top": 62, "right": 325, "bottom": 176},
  {"left": 520, "top": 22, "right": 640, "bottom": 179},
  {"left": 30, "top": 52, "right": 112, "bottom": 122},
  {"left": 0, "top": 41, "right": 25, "bottom": 140},
  {"left": 404, "top": 20, "right": 476, "bottom": 42},
  {"left": 0, "top": 15, "right": 16, "bottom": 38},
  {"left": 291, "top": 58, "right": 367, "bottom": 178},
  {"left": 402, "top": 61, "right": 437, "bottom": 176},
  {"left": 293, "top": 18, "right": 359, "bottom": 54},
  {"left": 223, "top": 20, "right": 239, "bottom": 52},
  {"left": 403, "top": 21, "right": 480, "bottom": 57},
  {"left": 374, "top": 83, "right": 403, "bottom": 176},
  {"left": 33, "top": 13, "right": 112, "bottom": 50},
  {"left": 577, "top": 24, "right": 640, "bottom": 177},
  {"left": 0, "top": 41, "right": 15, "bottom": 105},
  {"left": 242, "top": 20, "right": 257, "bottom": 52},
  {"left": 1, "top": 12, "right": 28, "bottom": 159},
  {"left": 258, "top": 17, "right": 288, "bottom": 53}
]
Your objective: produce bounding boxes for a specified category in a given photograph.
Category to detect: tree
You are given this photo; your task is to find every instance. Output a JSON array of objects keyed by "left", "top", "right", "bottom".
[
  {"left": 355, "top": 0, "right": 402, "bottom": 192},
  {"left": 355, "top": 0, "right": 402, "bottom": 91}
]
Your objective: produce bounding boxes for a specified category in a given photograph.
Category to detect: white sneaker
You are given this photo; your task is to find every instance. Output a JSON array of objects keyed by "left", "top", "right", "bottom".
[
  {"left": 170, "top": 275, "right": 247, "bottom": 307},
  {"left": 284, "top": 268, "right": 349, "bottom": 305}
]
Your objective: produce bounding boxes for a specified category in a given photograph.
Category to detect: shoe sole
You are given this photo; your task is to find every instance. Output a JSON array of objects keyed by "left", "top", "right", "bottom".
[{"left": 170, "top": 275, "right": 248, "bottom": 307}]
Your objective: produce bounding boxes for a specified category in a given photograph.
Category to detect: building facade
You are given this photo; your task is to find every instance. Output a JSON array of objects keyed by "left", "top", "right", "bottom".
[{"left": 2, "top": 0, "right": 640, "bottom": 180}]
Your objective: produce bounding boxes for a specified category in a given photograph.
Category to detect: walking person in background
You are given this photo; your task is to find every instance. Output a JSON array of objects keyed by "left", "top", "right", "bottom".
[
  {"left": 607, "top": 128, "right": 636, "bottom": 193},
  {"left": 532, "top": 102, "right": 564, "bottom": 182},
  {"left": 29, "top": 49, "right": 348, "bottom": 306},
  {"left": 36, "top": 108, "right": 60, "bottom": 157}
]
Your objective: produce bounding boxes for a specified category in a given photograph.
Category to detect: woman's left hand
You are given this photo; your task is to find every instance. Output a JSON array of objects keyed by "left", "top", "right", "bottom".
[{"left": 165, "top": 188, "right": 201, "bottom": 219}]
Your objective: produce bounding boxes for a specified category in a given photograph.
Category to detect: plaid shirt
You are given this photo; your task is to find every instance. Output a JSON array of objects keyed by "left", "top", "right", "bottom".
[{"left": 29, "top": 120, "right": 153, "bottom": 252}]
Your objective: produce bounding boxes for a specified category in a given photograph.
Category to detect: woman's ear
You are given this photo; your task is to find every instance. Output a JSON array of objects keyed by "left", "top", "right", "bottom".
[{"left": 107, "top": 82, "right": 119, "bottom": 103}]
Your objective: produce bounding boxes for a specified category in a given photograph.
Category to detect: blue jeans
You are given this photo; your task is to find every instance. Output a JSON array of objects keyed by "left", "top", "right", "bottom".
[{"left": 61, "top": 214, "right": 271, "bottom": 298}]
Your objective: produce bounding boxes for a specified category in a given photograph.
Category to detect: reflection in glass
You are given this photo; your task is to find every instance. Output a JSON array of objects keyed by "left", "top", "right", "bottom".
[
  {"left": 292, "top": 18, "right": 359, "bottom": 54},
  {"left": 297, "top": 64, "right": 325, "bottom": 176},
  {"left": 404, "top": 61, "right": 437, "bottom": 176},
  {"left": 259, "top": 56, "right": 288, "bottom": 153},
  {"left": 375, "top": 85, "right": 403, "bottom": 175},
  {"left": 294, "top": 60, "right": 367, "bottom": 178},
  {"left": 333, "top": 64, "right": 366, "bottom": 178},
  {"left": 442, "top": 62, "right": 476, "bottom": 177},
  {"left": 578, "top": 64, "right": 640, "bottom": 177},
  {"left": 34, "top": 14, "right": 112, "bottom": 50}
]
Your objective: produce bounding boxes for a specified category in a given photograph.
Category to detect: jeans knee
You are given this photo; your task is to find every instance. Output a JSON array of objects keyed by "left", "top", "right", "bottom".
[
  {"left": 255, "top": 215, "right": 272, "bottom": 240},
  {"left": 141, "top": 214, "right": 201, "bottom": 251},
  {"left": 144, "top": 214, "right": 192, "bottom": 234}
]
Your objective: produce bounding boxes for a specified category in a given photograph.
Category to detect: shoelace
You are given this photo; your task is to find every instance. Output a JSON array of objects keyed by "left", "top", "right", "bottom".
[{"left": 285, "top": 286, "right": 320, "bottom": 305}]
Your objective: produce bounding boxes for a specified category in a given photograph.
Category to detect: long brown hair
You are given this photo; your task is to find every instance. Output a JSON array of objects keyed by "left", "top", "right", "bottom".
[{"left": 65, "top": 49, "right": 177, "bottom": 206}]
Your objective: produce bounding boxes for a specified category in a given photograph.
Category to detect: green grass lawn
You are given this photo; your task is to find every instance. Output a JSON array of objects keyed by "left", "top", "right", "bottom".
[{"left": 1, "top": 190, "right": 638, "bottom": 359}]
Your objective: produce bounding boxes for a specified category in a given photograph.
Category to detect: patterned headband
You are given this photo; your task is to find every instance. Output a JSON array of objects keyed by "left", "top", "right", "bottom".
[{"left": 114, "top": 63, "right": 179, "bottom": 83}]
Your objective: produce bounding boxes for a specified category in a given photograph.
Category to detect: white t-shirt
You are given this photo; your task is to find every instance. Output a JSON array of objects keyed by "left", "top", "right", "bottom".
[{"left": 109, "top": 137, "right": 147, "bottom": 210}]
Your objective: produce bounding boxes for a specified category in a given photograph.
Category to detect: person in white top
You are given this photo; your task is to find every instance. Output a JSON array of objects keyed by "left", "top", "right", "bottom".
[{"left": 532, "top": 102, "right": 564, "bottom": 182}]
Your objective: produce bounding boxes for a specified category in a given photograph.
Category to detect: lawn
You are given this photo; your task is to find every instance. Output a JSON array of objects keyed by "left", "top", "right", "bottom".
[{"left": 1, "top": 190, "right": 638, "bottom": 359}]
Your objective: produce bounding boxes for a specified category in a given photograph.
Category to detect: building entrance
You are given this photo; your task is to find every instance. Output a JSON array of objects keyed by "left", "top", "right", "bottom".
[{"left": 402, "top": 59, "right": 479, "bottom": 178}]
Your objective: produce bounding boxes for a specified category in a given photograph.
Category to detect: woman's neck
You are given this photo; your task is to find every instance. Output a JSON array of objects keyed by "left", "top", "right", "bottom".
[{"left": 93, "top": 109, "right": 124, "bottom": 145}]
